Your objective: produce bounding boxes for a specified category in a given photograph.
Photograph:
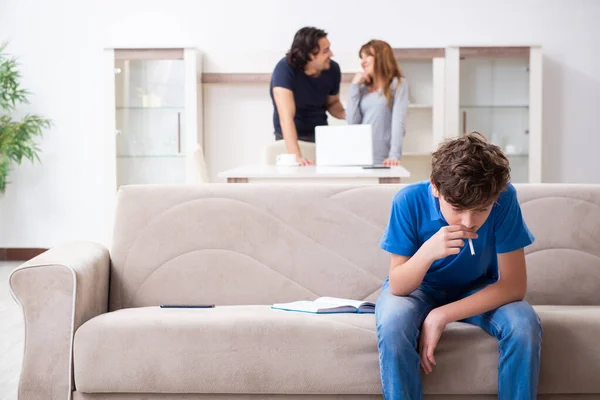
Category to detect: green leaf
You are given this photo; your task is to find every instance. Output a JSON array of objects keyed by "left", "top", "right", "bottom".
[{"left": 0, "top": 41, "right": 51, "bottom": 193}]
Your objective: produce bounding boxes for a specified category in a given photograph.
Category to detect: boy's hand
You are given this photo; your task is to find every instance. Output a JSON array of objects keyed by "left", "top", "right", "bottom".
[
  {"left": 422, "top": 225, "right": 478, "bottom": 262},
  {"left": 419, "top": 308, "right": 448, "bottom": 375}
]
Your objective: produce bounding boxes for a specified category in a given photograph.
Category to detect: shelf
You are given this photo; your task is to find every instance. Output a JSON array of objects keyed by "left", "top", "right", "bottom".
[
  {"left": 459, "top": 47, "right": 530, "bottom": 58},
  {"left": 402, "top": 151, "right": 526, "bottom": 159},
  {"left": 200, "top": 48, "right": 445, "bottom": 84},
  {"left": 200, "top": 47, "right": 533, "bottom": 84},
  {"left": 394, "top": 48, "right": 445, "bottom": 59},
  {"left": 117, "top": 154, "right": 185, "bottom": 159},
  {"left": 116, "top": 106, "right": 185, "bottom": 110},
  {"left": 401, "top": 150, "right": 527, "bottom": 158},
  {"left": 201, "top": 73, "right": 269, "bottom": 84},
  {"left": 460, "top": 105, "right": 529, "bottom": 109},
  {"left": 201, "top": 72, "right": 360, "bottom": 84},
  {"left": 115, "top": 48, "right": 184, "bottom": 61},
  {"left": 408, "top": 104, "right": 433, "bottom": 109}
]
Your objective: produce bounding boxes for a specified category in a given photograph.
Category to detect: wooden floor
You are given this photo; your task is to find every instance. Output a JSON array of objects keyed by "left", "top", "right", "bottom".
[{"left": 0, "top": 261, "right": 24, "bottom": 400}]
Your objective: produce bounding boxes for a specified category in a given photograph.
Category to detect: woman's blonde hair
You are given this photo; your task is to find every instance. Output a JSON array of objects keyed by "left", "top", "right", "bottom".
[{"left": 359, "top": 40, "right": 404, "bottom": 108}]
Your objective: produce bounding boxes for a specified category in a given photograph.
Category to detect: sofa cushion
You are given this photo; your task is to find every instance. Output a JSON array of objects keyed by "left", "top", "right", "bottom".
[{"left": 73, "top": 305, "right": 600, "bottom": 395}]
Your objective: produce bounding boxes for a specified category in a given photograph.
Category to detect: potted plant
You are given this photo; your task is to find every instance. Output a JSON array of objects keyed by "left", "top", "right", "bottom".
[{"left": 0, "top": 42, "right": 51, "bottom": 193}]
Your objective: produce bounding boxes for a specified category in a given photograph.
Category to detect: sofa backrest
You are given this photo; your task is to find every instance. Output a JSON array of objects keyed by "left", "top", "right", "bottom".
[{"left": 109, "top": 184, "right": 600, "bottom": 311}]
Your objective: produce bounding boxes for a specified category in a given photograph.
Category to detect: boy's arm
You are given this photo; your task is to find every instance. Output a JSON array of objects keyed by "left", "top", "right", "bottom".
[
  {"left": 420, "top": 185, "right": 533, "bottom": 375},
  {"left": 388, "top": 252, "right": 432, "bottom": 296},
  {"left": 388, "top": 225, "right": 478, "bottom": 296},
  {"left": 435, "top": 248, "right": 528, "bottom": 324},
  {"left": 419, "top": 248, "right": 527, "bottom": 374}
]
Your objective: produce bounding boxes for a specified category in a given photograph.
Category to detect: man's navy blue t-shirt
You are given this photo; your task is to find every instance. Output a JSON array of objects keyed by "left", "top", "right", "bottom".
[{"left": 270, "top": 57, "right": 341, "bottom": 142}]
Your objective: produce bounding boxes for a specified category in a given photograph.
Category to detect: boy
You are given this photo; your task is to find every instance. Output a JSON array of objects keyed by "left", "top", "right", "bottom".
[{"left": 376, "top": 132, "right": 542, "bottom": 399}]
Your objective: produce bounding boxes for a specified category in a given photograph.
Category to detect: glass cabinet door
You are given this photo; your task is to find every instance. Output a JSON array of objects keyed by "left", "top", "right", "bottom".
[
  {"left": 114, "top": 49, "right": 187, "bottom": 187},
  {"left": 458, "top": 53, "right": 530, "bottom": 182}
]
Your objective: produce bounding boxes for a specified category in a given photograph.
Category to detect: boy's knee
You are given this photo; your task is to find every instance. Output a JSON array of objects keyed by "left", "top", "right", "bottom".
[
  {"left": 502, "top": 302, "right": 543, "bottom": 345},
  {"left": 377, "top": 305, "right": 423, "bottom": 350}
]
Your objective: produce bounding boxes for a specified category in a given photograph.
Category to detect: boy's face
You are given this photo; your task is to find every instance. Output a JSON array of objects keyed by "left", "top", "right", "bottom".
[{"left": 431, "top": 184, "right": 494, "bottom": 232}]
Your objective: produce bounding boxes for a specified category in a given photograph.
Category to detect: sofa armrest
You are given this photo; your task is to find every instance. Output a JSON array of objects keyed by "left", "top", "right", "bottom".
[{"left": 9, "top": 241, "right": 110, "bottom": 400}]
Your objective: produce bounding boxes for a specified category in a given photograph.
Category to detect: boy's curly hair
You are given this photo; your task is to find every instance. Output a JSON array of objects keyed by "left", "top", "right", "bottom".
[{"left": 431, "top": 132, "right": 511, "bottom": 210}]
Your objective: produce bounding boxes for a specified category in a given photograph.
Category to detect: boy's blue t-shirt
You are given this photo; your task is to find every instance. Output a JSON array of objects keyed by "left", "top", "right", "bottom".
[
  {"left": 270, "top": 57, "right": 341, "bottom": 142},
  {"left": 380, "top": 181, "right": 535, "bottom": 290}
]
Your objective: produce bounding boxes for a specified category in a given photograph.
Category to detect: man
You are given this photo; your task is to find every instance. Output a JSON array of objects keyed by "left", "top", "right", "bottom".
[
  {"left": 376, "top": 132, "right": 542, "bottom": 399},
  {"left": 270, "top": 27, "right": 346, "bottom": 166}
]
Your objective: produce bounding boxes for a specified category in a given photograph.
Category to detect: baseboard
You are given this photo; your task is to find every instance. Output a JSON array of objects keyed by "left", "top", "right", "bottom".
[{"left": 0, "top": 248, "right": 48, "bottom": 261}]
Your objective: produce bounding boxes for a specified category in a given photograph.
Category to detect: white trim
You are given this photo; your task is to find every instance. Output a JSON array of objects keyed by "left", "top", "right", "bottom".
[
  {"left": 529, "top": 46, "right": 543, "bottom": 183},
  {"left": 432, "top": 56, "right": 446, "bottom": 148},
  {"left": 444, "top": 47, "right": 460, "bottom": 139},
  {"left": 114, "top": 48, "right": 184, "bottom": 60},
  {"left": 103, "top": 44, "right": 197, "bottom": 52},
  {"left": 9, "top": 264, "right": 77, "bottom": 400},
  {"left": 103, "top": 48, "right": 117, "bottom": 247}
]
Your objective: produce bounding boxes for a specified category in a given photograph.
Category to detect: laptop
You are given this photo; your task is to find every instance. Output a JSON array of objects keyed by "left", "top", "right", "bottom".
[{"left": 315, "top": 124, "right": 377, "bottom": 167}]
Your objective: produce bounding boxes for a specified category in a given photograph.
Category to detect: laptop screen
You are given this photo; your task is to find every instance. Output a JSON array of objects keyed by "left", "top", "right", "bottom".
[{"left": 315, "top": 124, "right": 374, "bottom": 166}]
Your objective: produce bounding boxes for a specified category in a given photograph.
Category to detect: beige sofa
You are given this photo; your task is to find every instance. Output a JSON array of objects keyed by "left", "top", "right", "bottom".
[{"left": 10, "top": 184, "right": 600, "bottom": 400}]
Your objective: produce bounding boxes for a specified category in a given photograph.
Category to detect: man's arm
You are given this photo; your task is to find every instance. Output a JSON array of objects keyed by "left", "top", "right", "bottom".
[
  {"left": 326, "top": 94, "right": 346, "bottom": 120},
  {"left": 272, "top": 87, "right": 311, "bottom": 165},
  {"left": 436, "top": 248, "right": 528, "bottom": 323}
]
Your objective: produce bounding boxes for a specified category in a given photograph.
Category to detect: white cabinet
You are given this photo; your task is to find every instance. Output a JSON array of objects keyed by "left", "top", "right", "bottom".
[
  {"left": 104, "top": 48, "right": 207, "bottom": 189},
  {"left": 399, "top": 55, "right": 446, "bottom": 183},
  {"left": 445, "top": 46, "right": 543, "bottom": 183},
  {"left": 136, "top": 46, "right": 542, "bottom": 185},
  {"left": 402, "top": 46, "right": 543, "bottom": 184}
]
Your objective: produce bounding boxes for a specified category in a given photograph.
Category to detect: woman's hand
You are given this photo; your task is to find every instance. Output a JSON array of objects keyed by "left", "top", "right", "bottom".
[
  {"left": 352, "top": 72, "right": 369, "bottom": 85},
  {"left": 382, "top": 158, "right": 401, "bottom": 166}
]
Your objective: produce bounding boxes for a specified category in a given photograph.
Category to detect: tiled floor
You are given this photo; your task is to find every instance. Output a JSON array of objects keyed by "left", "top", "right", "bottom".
[{"left": 0, "top": 261, "right": 24, "bottom": 400}]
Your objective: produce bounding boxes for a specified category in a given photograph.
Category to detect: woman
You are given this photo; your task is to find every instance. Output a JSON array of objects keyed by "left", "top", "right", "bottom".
[{"left": 346, "top": 40, "right": 408, "bottom": 166}]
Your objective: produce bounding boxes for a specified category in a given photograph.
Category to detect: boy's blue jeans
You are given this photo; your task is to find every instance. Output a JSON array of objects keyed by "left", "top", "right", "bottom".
[{"left": 375, "top": 279, "right": 542, "bottom": 400}]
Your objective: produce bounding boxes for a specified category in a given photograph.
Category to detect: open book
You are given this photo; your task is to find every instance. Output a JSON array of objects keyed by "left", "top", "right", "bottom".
[{"left": 272, "top": 297, "right": 375, "bottom": 314}]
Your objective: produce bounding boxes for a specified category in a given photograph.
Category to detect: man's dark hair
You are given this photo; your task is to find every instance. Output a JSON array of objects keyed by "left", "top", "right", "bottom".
[
  {"left": 431, "top": 131, "right": 511, "bottom": 210},
  {"left": 286, "top": 27, "right": 328, "bottom": 70}
]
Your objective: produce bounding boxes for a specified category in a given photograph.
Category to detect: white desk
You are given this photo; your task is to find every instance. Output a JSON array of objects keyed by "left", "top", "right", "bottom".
[{"left": 219, "top": 165, "right": 410, "bottom": 184}]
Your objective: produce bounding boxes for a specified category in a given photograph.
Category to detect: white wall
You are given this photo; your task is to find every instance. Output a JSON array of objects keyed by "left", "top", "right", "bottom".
[{"left": 1, "top": 0, "right": 599, "bottom": 248}]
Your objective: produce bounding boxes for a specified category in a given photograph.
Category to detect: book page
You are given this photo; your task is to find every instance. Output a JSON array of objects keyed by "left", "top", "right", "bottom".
[
  {"left": 315, "top": 296, "right": 373, "bottom": 309},
  {"left": 272, "top": 300, "right": 355, "bottom": 313},
  {"left": 272, "top": 301, "right": 321, "bottom": 313}
]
